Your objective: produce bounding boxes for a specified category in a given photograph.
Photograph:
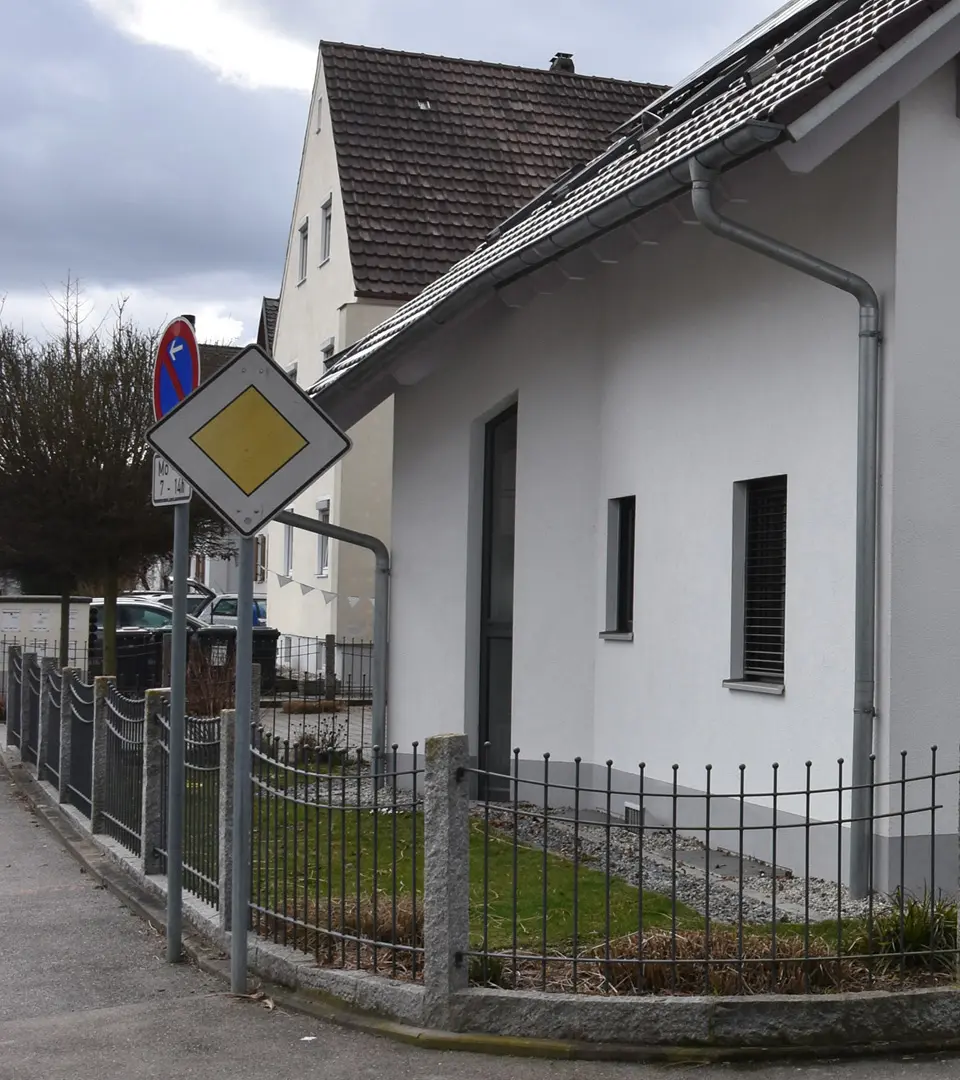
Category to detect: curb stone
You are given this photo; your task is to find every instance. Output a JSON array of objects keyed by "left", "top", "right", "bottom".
[{"left": 3, "top": 741, "right": 960, "bottom": 1065}]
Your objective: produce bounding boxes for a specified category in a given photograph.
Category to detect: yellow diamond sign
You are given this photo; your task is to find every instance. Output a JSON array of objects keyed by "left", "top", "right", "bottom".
[
  {"left": 147, "top": 344, "right": 351, "bottom": 537},
  {"left": 191, "top": 387, "right": 308, "bottom": 496}
]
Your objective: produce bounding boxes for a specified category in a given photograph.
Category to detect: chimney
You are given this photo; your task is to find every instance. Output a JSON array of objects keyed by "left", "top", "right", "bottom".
[{"left": 549, "top": 52, "right": 575, "bottom": 74}]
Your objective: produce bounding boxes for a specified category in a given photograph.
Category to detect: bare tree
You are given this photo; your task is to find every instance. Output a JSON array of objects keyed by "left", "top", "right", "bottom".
[{"left": 0, "top": 281, "right": 232, "bottom": 672}]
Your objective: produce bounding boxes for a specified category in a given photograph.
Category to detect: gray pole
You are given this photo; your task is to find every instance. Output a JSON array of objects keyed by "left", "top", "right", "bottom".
[
  {"left": 166, "top": 500, "right": 190, "bottom": 961},
  {"left": 230, "top": 534, "right": 255, "bottom": 994}
]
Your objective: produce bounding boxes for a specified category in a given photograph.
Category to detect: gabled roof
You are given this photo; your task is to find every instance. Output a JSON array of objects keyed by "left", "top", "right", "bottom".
[
  {"left": 257, "top": 297, "right": 279, "bottom": 356},
  {"left": 320, "top": 41, "right": 664, "bottom": 302},
  {"left": 313, "top": 0, "right": 954, "bottom": 420},
  {"left": 199, "top": 344, "right": 240, "bottom": 382}
]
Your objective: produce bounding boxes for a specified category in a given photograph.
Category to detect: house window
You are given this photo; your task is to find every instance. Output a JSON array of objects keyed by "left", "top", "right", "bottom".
[
  {"left": 285, "top": 361, "right": 298, "bottom": 385},
  {"left": 254, "top": 534, "right": 267, "bottom": 584},
  {"left": 728, "top": 475, "right": 788, "bottom": 688},
  {"left": 320, "top": 198, "right": 332, "bottom": 263},
  {"left": 602, "top": 496, "right": 635, "bottom": 636},
  {"left": 321, "top": 338, "right": 335, "bottom": 370},
  {"left": 315, "top": 94, "right": 323, "bottom": 132},
  {"left": 283, "top": 522, "right": 294, "bottom": 576},
  {"left": 317, "top": 499, "right": 330, "bottom": 576},
  {"left": 297, "top": 219, "right": 309, "bottom": 283}
]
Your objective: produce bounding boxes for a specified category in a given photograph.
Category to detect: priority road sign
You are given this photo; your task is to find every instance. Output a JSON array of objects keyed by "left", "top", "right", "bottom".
[
  {"left": 154, "top": 316, "right": 201, "bottom": 422},
  {"left": 146, "top": 343, "right": 351, "bottom": 537}
]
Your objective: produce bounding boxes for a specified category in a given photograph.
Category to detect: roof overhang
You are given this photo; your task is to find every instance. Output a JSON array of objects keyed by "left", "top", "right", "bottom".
[{"left": 778, "top": 0, "right": 960, "bottom": 173}]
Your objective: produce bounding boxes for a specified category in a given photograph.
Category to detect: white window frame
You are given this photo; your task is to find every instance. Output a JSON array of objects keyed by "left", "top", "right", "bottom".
[
  {"left": 285, "top": 361, "right": 298, "bottom": 385},
  {"left": 253, "top": 533, "right": 267, "bottom": 584},
  {"left": 321, "top": 337, "right": 335, "bottom": 370},
  {"left": 283, "top": 522, "right": 294, "bottom": 576},
  {"left": 297, "top": 218, "right": 309, "bottom": 283},
  {"left": 320, "top": 198, "right": 332, "bottom": 264},
  {"left": 315, "top": 94, "right": 323, "bottom": 133},
  {"left": 316, "top": 498, "right": 330, "bottom": 577}
]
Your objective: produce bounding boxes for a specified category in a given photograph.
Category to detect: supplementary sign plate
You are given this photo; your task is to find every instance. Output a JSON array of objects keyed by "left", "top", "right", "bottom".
[
  {"left": 146, "top": 344, "right": 351, "bottom": 536},
  {"left": 152, "top": 453, "right": 193, "bottom": 506}
]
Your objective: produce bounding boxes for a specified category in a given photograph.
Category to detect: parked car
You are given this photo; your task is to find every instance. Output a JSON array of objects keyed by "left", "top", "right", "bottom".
[
  {"left": 90, "top": 596, "right": 207, "bottom": 635},
  {"left": 206, "top": 594, "right": 268, "bottom": 628},
  {"left": 148, "top": 592, "right": 215, "bottom": 618}
]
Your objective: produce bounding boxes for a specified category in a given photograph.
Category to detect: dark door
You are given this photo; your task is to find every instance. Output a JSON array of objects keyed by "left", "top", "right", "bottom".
[{"left": 478, "top": 403, "right": 517, "bottom": 799}]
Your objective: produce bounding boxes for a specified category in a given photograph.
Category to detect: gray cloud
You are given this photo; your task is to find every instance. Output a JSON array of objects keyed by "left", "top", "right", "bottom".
[{"left": 0, "top": 0, "right": 303, "bottom": 303}]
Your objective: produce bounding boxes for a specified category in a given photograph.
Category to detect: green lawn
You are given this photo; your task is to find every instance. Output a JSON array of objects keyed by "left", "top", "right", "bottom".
[{"left": 249, "top": 791, "right": 700, "bottom": 952}]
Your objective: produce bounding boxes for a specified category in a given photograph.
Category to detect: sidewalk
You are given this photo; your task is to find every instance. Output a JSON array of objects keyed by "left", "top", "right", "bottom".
[{"left": 0, "top": 762, "right": 958, "bottom": 1080}]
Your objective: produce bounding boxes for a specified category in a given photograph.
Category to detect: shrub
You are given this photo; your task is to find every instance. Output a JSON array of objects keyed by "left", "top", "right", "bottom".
[{"left": 850, "top": 890, "right": 958, "bottom": 972}]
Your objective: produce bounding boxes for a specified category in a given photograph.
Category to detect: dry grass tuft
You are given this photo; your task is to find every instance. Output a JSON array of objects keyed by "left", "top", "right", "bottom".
[{"left": 283, "top": 698, "right": 353, "bottom": 715}]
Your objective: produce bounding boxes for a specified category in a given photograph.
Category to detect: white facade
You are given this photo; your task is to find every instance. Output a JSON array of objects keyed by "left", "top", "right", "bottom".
[
  {"left": 369, "top": 63, "right": 960, "bottom": 884},
  {"left": 266, "top": 51, "right": 394, "bottom": 664}
]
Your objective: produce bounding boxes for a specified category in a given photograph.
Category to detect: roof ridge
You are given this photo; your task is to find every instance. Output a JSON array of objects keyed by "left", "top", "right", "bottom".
[{"left": 318, "top": 39, "right": 665, "bottom": 92}]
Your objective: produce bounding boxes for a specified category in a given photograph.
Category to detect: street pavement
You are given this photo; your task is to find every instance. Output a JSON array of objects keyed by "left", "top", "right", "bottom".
[{"left": 2, "top": 766, "right": 960, "bottom": 1080}]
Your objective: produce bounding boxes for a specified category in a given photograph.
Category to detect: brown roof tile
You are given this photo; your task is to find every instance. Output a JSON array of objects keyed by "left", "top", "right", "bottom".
[{"left": 319, "top": 42, "right": 664, "bottom": 301}]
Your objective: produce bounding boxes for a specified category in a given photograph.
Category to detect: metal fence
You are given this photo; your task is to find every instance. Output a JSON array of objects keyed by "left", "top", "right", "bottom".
[
  {"left": 6, "top": 645, "right": 21, "bottom": 747},
  {"left": 20, "top": 653, "right": 41, "bottom": 765},
  {"left": 0, "top": 635, "right": 87, "bottom": 689},
  {"left": 156, "top": 704, "right": 221, "bottom": 909},
  {"left": 466, "top": 745, "right": 960, "bottom": 995},
  {"left": 42, "top": 666, "right": 62, "bottom": 787},
  {"left": 277, "top": 635, "right": 373, "bottom": 698},
  {"left": 66, "top": 671, "right": 94, "bottom": 818},
  {"left": 101, "top": 684, "right": 145, "bottom": 856},
  {"left": 249, "top": 734, "right": 424, "bottom": 979}
]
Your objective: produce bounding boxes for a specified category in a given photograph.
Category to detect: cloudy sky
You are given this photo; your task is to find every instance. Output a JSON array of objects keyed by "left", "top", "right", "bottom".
[{"left": 0, "top": 0, "right": 777, "bottom": 345}]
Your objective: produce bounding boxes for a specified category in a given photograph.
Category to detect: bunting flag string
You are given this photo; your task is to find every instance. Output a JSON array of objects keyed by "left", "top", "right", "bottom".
[{"left": 265, "top": 567, "right": 374, "bottom": 608}]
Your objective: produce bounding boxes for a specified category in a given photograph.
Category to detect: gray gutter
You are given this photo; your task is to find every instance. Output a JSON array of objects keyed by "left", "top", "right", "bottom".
[
  {"left": 314, "top": 120, "right": 785, "bottom": 427},
  {"left": 688, "top": 157, "right": 879, "bottom": 899}
]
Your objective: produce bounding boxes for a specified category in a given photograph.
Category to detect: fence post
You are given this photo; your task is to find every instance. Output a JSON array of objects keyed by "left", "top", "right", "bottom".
[
  {"left": 4, "top": 644, "right": 21, "bottom": 749},
  {"left": 324, "top": 634, "right": 336, "bottom": 700},
  {"left": 37, "top": 656, "right": 57, "bottom": 779},
  {"left": 219, "top": 708, "right": 236, "bottom": 932},
  {"left": 58, "top": 668, "right": 79, "bottom": 803},
  {"left": 20, "top": 651, "right": 36, "bottom": 760},
  {"left": 90, "top": 676, "right": 113, "bottom": 833},
  {"left": 423, "top": 733, "right": 470, "bottom": 1030},
  {"left": 141, "top": 689, "right": 169, "bottom": 874}
]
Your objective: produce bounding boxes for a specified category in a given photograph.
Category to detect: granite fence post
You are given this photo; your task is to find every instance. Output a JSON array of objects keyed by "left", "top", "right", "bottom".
[
  {"left": 219, "top": 708, "right": 236, "bottom": 932},
  {"left": 141, "top": 688, "right": 170, "bottom": 874},
  {"left": 20, "top": 651, "right": 37, "bottom": 760},
  {"left": 90, "top": 676, "right": 113, "bottom": 833},
  {"left": 36, "top": 656, "right": 57, "bottom": 779},
  {"left": 58, "top": 668, "right": 80, "bottom": 803},
  {"left": 423, "top": 733, "right": 470, "bottom": 1030},
  {"left": 4, "top": 644, "right": 21, "bottom": 749}
]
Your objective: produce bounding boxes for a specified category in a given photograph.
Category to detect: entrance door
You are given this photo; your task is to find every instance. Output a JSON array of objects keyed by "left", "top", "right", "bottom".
[{"left": 478, "top": 403, "right": 517, "bottom": 799}]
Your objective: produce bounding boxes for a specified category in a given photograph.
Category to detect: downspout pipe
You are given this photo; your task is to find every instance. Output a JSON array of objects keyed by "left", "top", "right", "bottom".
[
  {"left": 274, "top": 510, "right": 390, "bottom": 787},
  {"left": 688, "top": 158, "right": 880, "bottom": 898}
]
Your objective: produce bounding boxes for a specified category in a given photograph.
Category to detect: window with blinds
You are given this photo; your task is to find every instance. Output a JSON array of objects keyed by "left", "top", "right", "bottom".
[{"left": 740, "top": 475, "right": 787, "bottom": 683}]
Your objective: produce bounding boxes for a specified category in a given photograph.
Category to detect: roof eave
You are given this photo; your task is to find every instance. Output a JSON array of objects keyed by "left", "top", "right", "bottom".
[{"left": 312, "top": 120, "right": 784, "bottom": 428}]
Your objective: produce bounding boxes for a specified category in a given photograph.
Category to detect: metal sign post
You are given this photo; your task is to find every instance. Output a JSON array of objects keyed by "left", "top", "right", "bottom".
[
  {"left": 151, "top": 315, "right": 200, "bottom": 964},
  {"left": 230, "top": 536, "right": 254, "bottom": 993},
  {"left": 146, "top": 343, "right": 352, "bottom": 992}
]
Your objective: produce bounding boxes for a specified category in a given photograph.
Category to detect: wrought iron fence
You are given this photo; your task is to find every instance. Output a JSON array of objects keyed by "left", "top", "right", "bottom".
[
  {"left": 0, "top": 636, "right": 87, "bottom": 687},
  {"left": 43, "top": 666, "right": 62, "bottom": 787},
  {"left": 250, "top": 735, "right": 424, "bottom": 979},
  {"left": 156, "top": 704, "right": 221, "bottom": 908},
  {"left": 276, "top": 635, "right": 373, "bottom": 698},
  {"left": 66, "top": 673, "right": 94, "bottom": 818},
  {"left": 466, "top": 745, "right": 960, "bottom": 996},
  {"left": 101, "top": 684, "right": 145, "bottom": 856},
  {"left": 20, "top": 653, "right": 41, "bottom": 765},
  {"left": 6, "top": 645, "right": 21, "bottom": 747}
]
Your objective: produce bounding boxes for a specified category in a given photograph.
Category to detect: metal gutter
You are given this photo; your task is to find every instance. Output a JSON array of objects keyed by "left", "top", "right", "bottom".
[{"left": 688, "top": 157, "right": 880, "bottom": 898}]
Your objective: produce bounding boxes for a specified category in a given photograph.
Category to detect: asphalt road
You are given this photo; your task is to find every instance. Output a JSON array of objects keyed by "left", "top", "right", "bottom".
[{"left": 2, "top": 765, "right": 959, "bottom": 1080}]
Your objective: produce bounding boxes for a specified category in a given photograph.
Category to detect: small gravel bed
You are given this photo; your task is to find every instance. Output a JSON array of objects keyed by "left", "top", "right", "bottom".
[{"left": 471, "top": 803, "right": 889, "bottom": 925}]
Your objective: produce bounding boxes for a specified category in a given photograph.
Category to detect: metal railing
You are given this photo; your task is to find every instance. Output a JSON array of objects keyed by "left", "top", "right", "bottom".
[
  {"left": 43, "top": 666, "right": 62, "bottom": 787},
  {"left": 467, "top": 745, "right": 960, "bottom": 996},
  {"left": 276, "top": 635, "right": 373, "bottom": 698},
  {"left": 21, "top": 653, "right": 41, "bottom": 765},
  {"left": 250, "top": 735, "right": 424, "bottom": 979},
  {"left": 66, "top": 673, "right": 94, "bottom": 817},
  {"left": 101, "top": 684, "right": 145, "bottom": 856},
  {"left": 156, "top": 704, "right": 221, "bottom": 908},
  {"left": 6, "top": 645, "right": 21, "bottom": 747}
]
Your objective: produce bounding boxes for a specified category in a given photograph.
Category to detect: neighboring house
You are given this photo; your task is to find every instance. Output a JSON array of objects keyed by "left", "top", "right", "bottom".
[
  {"left": 267, "top": 41, "right": 663, "bottom": 668},
  {"left": 311, "top": 0, "right": 960, "bottom": 892}
]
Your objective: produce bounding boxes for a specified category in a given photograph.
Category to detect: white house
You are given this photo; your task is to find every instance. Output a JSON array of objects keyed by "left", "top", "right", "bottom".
[
  {"left": 311, "top": 0, "right": 960, "bottom": 893},
  {"left": 266, "top": 41, "right": 663, "bottom": 674}
]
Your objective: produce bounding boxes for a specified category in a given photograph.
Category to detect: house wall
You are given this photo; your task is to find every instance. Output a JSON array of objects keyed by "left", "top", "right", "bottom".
[
  {"left": 266, "top": 54, "right": 396, "bottom": 655},
  {"left": 388, "top": 110, "right": 899, "bottom": 877}
]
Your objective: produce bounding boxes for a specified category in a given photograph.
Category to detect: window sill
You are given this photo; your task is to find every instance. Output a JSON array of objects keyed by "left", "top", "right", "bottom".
[
  {"left": 315, "top": 572, "right": 329, "bottom": 580},
  {"left": 318, "top": 256, "right": 331, "bottom": 269},
  {"left": 599, "top": 631, "right": 634, "bottom": 642},
  {"left": 723, "top": 679, "right": 784, "bottom": 696},
  {"left": 296, "top": 277, "right": 306, "bottom": 287}
]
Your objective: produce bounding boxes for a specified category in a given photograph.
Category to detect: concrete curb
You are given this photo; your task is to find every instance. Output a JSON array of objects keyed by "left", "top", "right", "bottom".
[{"left": 4, "top": 739, "right": 960, "bottom": 1064}]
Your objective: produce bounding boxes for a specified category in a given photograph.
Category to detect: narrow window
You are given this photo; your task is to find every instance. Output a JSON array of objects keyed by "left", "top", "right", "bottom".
[
  {"left": 315, "top": 94, "right": 323, "bottom": 133},
  {"left": 317, "top": 499, "right": 330, "bottom": 576},
  {"left": 729, "top": 475, "right": 787, "bottom": 686},
  {"left": 320, "top": 198, "right": 332, "bottom": 263},
  {"left": 253, "top": 534, "right": 267, "bottom": 584},
  {"left": 603, "top": 495, "right": 635, "bottom": 636},
  {"left": 321, "top": 338, "right": 335, "bottom": 370},
  {"left": 283, "top": 522, "right": 294, "bottom": 576},
  {"left": 297, "top": 219, "right": 309, "bottom": 282}
]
